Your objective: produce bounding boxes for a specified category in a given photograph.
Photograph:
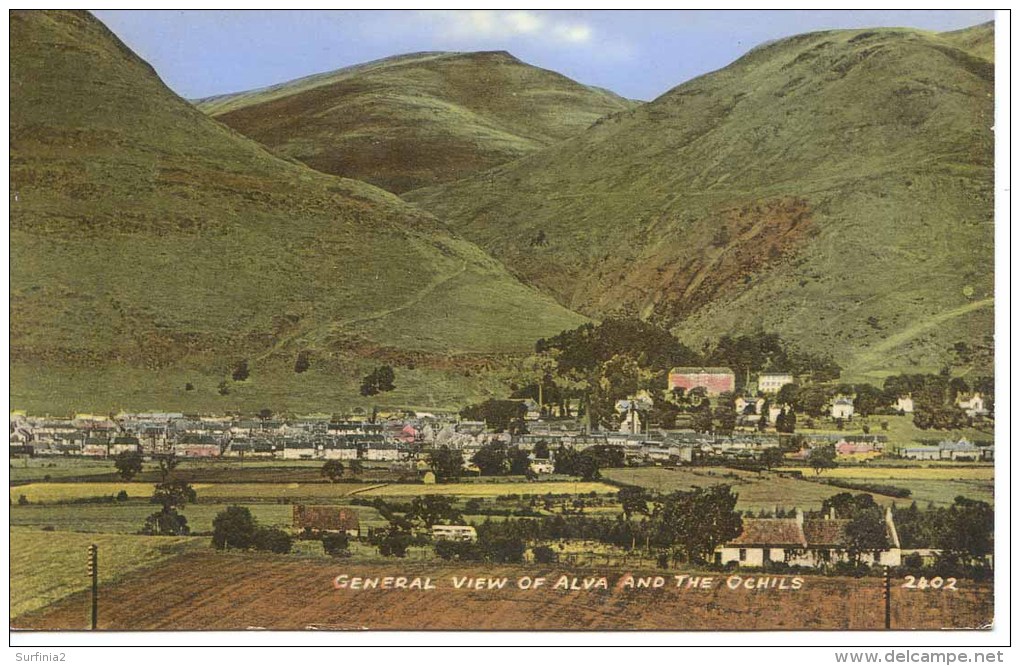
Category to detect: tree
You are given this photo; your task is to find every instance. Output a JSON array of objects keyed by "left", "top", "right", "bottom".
[
  {"left": 822, "top": 493, "right": 887, "bottom": 563},
  {"left": 649, "top": 485, "right": 742, "bottom": 563},
  {"left": 258, "top": 408, "right": 273, "bottom": 421},
  {"left": 294, "top": 350, "right": 311, "bottom": 374},
  {"left": 713, "top": 392, "right": 737, "bottom": 435},
  {"left": 212, "top": 506, "right": 258, "bottom": 550},
  {"left": 348, "top": 459, "right": 364, "bottom": 477},
  {"left": 427, "top": 445, "right": 463, "bottom": 482},
  {"left": 143, "top": 456, "right": 195, "bottom": 537},
  {"left": 692, "top": 401, "right": 713, "bottom": 434},
  {"left": 472, "top": 442, "right": 508, "bottom": 476},
  {"left": 252, "top": 526, "right": 292, "bottom": 554},
  {"left": 360, "top": 365, "right": 396, "bottom": 396},
  {"left": 776, "top": 407, "right": 796, "bottom": 433},
  {"left": 460, "top": 400, "right": 526, "bottom": 433},
  {"left": 776, "top": 383, "right": 800, "bottom": 408},
  {"left": 508, "top": 446, "right": 531, "bottom": 476},
  {"left": 618, "top": 486, "right": 649, "bottom": 519},
  {"left": 532, "top": 544, "right": 557, "bottom": 564},
  {"left": 232, "top": 359, "right": 250, "bottom": 382},
  {"left": 533, "top": 439, "right": 550, "bottom": 460},
  {"left": 434, "top": 539, "right": 483, "bottom": 561},
  {"left": 808, "top": 444, "right": 837, "bottom": 475},
  {"left": 114, "top": 450, "right": 143, "bottom": 481},
  {"left": 371, "top": 520, "right": 415, "bottom": 558},
  {"left": 761, "top": 447, "right": 785, "bottom": 471},
  {"left": 407, "top": 495, "right": 462, "bottom": 528},
  {"left": 321, "top": 459, "right": 345, "bottom": 483},
  {"left": 322, "top": 532, "right": 350, "bottom": 557},
  {"left": 853, "top": 384, "right": 885, "bottom": 418},
  {"left": 937, "top": 496, "right": 993, "bottom": 566}
]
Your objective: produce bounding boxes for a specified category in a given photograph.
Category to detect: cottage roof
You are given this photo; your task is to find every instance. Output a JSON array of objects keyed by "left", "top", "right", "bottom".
[
  {"left": 727, "top": 518, "right": 807, "bottom": 547},
  {"left": 802, "top": 519, "right": 850, "bottom": 547},
  {"left": 670, "top": 367, "right": 735, "bottom": 375},
  {"left": 293, "top": 505, "right": 359, "bottom": 531}
]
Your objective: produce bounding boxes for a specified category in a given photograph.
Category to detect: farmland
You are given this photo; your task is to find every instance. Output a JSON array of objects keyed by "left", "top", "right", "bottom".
[
  {"left": 356, "top": 481, "right": 617, "bottom": 498},
  {"left": 601, "top": 465, "right": 994, "bottom": 510},
  {"left": 9, "top": 527, "right": 207, "bottom": 619},
  {"left": 13, "top": 552, "right": 993, "bottom": 631},
  {"left": 9, "top": 502, "right": 390, "bottom": 534}
]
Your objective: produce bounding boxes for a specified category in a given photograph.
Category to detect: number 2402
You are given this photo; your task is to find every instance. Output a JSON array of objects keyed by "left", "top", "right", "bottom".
[{"left": 902, "top": 575, "right": 957, "bottom": 590}]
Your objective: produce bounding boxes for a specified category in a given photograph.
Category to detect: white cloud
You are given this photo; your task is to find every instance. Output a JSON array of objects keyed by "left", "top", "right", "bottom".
[{"left": 437, "top": 10, "right": 594, "bottom": 46}]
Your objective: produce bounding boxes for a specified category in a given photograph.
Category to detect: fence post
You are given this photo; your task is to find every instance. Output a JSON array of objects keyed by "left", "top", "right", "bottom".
[
  {"left": 883, "top": 565, "right": 891, "bottom": 630},
  {"left": 86, "top": 544, "right": 98, "bottom": 630}
]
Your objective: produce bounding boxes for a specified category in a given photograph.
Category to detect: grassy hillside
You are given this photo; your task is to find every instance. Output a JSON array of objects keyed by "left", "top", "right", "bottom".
[
  {"left": 408, "top": 26, "right": 995, "bottom": 381},
  {"left": 10, "top": 11, "right": 586, "bottom": 414},
  {"left": 196, "top": 51, "right": 634, "bottom": 193},
  {"left": 938, "top": 21, "right": 994, "bottom": 62}
]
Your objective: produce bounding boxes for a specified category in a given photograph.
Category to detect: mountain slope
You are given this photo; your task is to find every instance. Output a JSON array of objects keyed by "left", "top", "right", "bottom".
[
  {"left": 938, "top": 21, "right": 994, "bottom": 62},
  {"left": 9, "top": 10, "right": 586, "bottom": 413},
  {"left": 407, "top": 26, "right": 995, "bottom": 380},
  {"left": 196, "top": 51, "right": 634, "bottom": 193}
]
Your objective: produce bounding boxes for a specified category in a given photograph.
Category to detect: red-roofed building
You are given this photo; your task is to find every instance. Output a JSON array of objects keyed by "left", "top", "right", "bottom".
[{"left": 668, "top": 367, "right": 735, "bottom": 396}]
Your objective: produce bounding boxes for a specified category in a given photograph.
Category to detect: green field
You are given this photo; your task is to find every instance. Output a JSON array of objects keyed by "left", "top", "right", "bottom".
[
  {"left": 10, "top": 502, "right": 389, "bottom": 534},
  {"left": 9, "top": 527, "right": 207, "bottom": 619},
  {"left": 357, "top": 481, "right": 617, "bottom": 498},
  {"left": 601, "top": 464, "right": 993, "bottom": 511}
]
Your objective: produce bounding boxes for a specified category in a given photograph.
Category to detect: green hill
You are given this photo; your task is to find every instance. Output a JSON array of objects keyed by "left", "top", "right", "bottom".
[
  {"left": 938, "top": 21, "right": 994, "bottom": 62},
  {"left": 196, "top": 51, "right": 634, "bottom": 193},
  {"left": 407, "top": 26, "right": 995, "bottom": 381},
  {"left": 10, "top": 11, "right": 586, "bottom": 414}
]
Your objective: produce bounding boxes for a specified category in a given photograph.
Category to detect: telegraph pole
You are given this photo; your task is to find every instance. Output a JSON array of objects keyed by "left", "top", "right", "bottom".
[
  {"left": 883, "top": 565, "right": 891, "bottom": 630},
  {"left": 86, "top": 544, "right": 98, "bottom": 630}
]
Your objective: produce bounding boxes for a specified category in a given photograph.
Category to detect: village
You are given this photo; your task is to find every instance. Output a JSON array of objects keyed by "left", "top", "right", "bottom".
[{"left": 9, "top": 366, "right": 994, "bottom": 466}]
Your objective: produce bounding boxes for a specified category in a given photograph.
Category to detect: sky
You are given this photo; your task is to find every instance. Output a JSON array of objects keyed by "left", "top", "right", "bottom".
[{"left": 91, "top": 9, "right": 995, "bottom": 102}]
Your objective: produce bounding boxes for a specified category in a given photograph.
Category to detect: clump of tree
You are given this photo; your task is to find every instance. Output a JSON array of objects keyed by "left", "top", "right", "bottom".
[
  {"left": 232, "top": 359, "right": 250, "bottom": 382},
  {"left": 820, "top": 493, "right": 888, "bottom": 564},
  {"left": 648, "top": 485, "right": 743, "bottom": 564},
  {"left": 470, "top": 442, "right": 532, "bottom": 476},
  {"left": 553, "top": 445, "right": 601, "bottom": 480},
  {"left": 426, "top": 445, "right": 464, "bottom": 482},
  {"left": 460, "top": 399, "right": 527, "bottom": 433},
  {"left": 808, "top": 444, "right": 838, "bottom": 475},
  {"left": 893, "top": 497, "right": 993, "bottom": 573},
  {"left": 321, "top": 459, "right": 345, "bottom": 483},
  {"left": 211, "top": 505, "right": 292, "bottom": 554},
  {"left": 294, "top": 350, "right": 311, "bottom": 374},
  {"left": 883, "top": 371, "right": 991, "bottom": 429},
  {"left": 359, "top": 365, "right": 395, "bottom": 397},
  {"left": 775, "top": 406, "right": 797, "bottom": 433},
  {"left": 141, "top": 455, "right": 195, "bottom": 536},
  {"left": 321, "top": 532, "right": 351, "bottom": 558},
  {"left": 114, "top": 450, "right": 143, "bottom": 481}
]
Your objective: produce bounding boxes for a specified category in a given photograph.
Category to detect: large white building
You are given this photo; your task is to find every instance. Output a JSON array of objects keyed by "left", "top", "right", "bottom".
[{"left": 757, "top": 373, "right": 794, "bottom": 394}]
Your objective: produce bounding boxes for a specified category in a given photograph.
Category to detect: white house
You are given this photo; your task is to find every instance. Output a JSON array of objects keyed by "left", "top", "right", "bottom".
[
  {"left": 715, "top": 508, "right": 901, "bottom": 568},
  {"left": 280, "top": 441, "right": 317, "bottom": 460},
  {"left": 895, "top": 395, "right": 915, "bottom": 414},
  {"left": 432, "top": 525, "right": 477, "bottom": 542},
  {"left": 758, "top": 373, "right": 794, "bottom": 394},
  {"left": 830, "top": 397, "right": 855, "bottom": 420},
  {"left": 957, "top": 393, "right": 987, "bottom": 418}
]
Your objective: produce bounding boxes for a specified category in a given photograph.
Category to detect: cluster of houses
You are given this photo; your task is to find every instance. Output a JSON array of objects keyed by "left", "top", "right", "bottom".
[{"left": 8, "top": 411, "right": 419, "bottom": 461}]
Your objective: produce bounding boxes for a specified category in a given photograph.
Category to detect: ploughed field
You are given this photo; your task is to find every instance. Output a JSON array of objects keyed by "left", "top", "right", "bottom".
[{"left": 14, "top": 552, "right": 992, "bottom": 631}]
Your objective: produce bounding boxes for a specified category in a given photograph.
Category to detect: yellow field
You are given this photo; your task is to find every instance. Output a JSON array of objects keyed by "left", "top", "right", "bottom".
[
  {"left": 10, "top": 482, "right": 380, "bottom": 503},
  {"left": 788, "top": 467, "right": 994, "bottom": 481},
  {"left": 10, "top": 527, "right": 206, "bottom": 619},
  {"left": 358, "top": 482, "right": 618, "bottom": 497},
  {"left": 11, "top": 482, "right": 166, "bottom": 503}
]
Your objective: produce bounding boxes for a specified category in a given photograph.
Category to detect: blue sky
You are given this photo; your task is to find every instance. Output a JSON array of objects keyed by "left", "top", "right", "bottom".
[{"left": 92, "top": 10, "right": 994, "bottom": 101}]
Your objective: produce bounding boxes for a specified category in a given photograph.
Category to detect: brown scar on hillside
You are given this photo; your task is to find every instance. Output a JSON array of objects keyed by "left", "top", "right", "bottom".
[{"left": 648, "top": 196, "right": 815, "bottom": 322}]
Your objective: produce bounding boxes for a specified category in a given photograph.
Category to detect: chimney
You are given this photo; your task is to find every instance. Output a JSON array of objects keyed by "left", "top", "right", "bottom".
[
  {"left": 795, "top": 508, "right": 804, "bottom": 526},
  {"left": 829, "top": 507, "right": 836, "bottom": 520}
]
